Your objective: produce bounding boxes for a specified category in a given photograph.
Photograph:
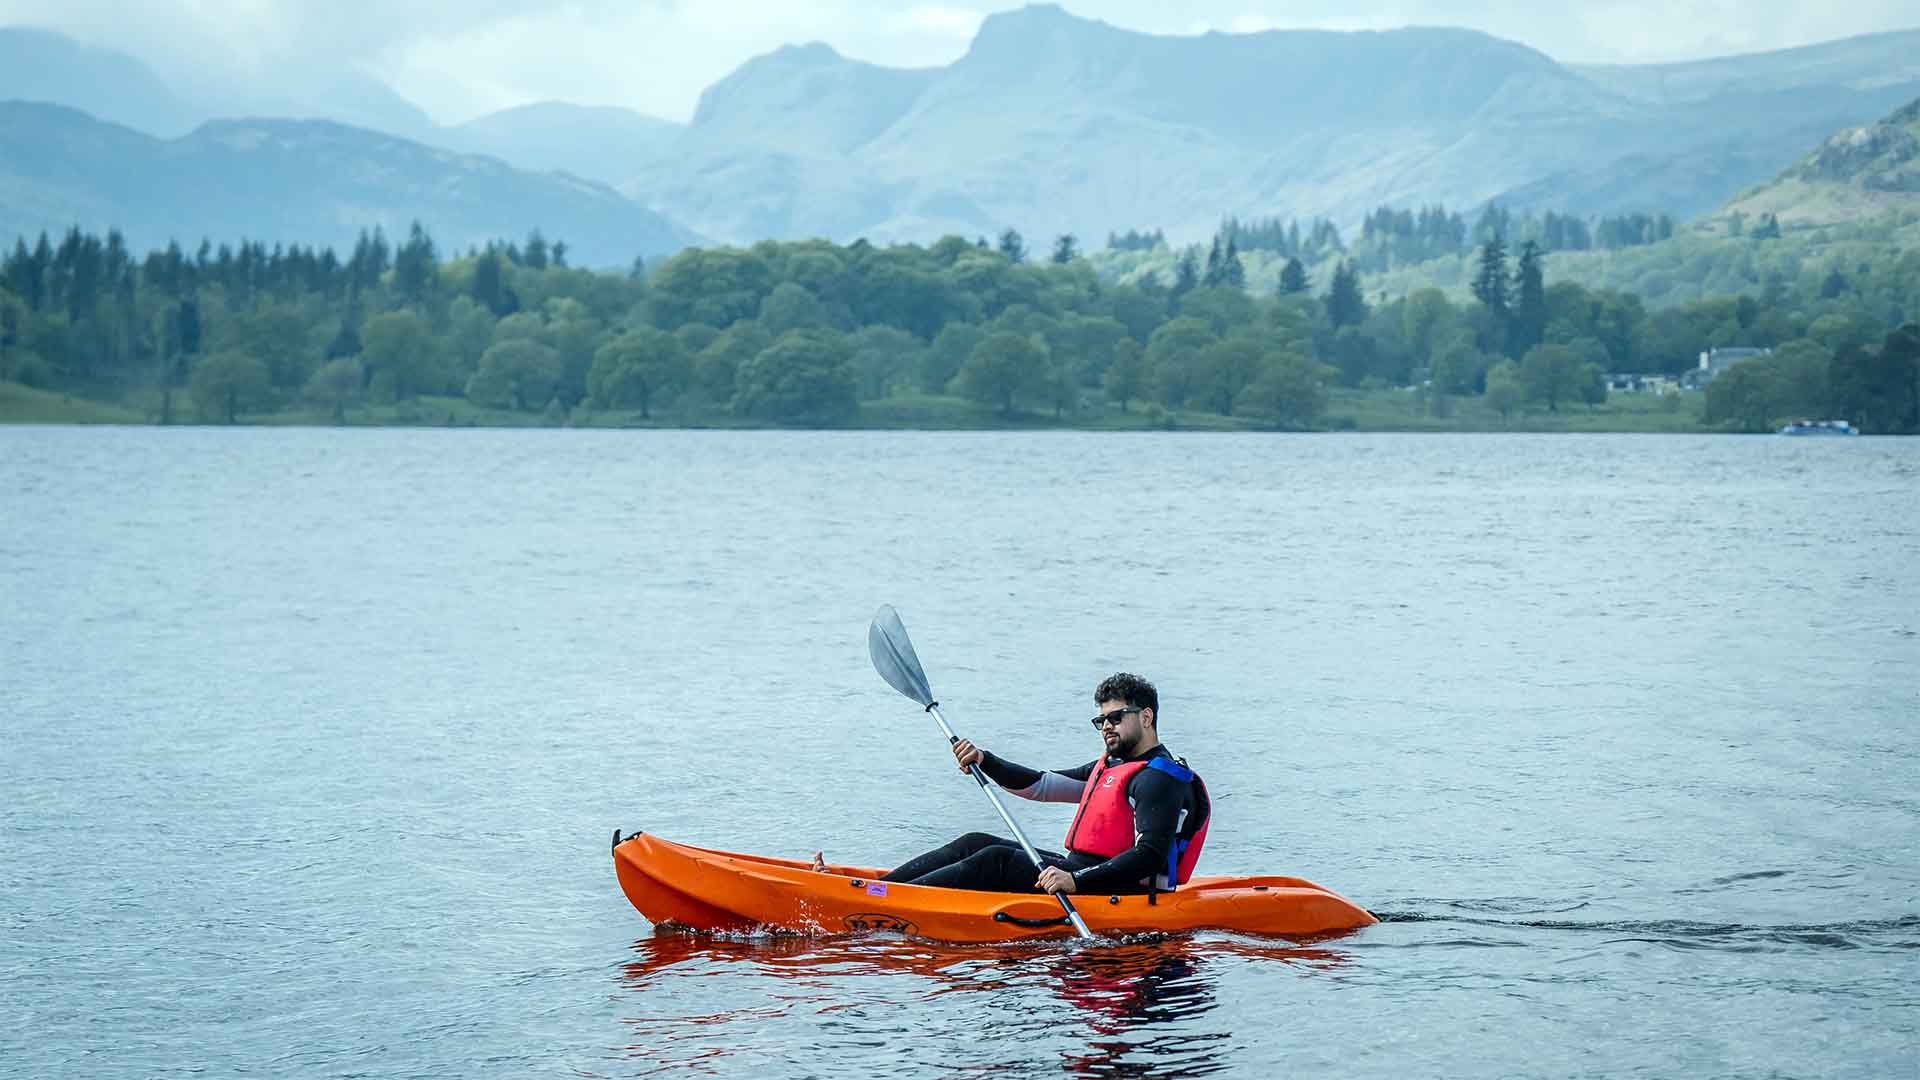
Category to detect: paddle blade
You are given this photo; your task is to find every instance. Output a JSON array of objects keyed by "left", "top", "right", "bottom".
[{"left": 868, "top": 604, "right": 935, "bottom": 707}]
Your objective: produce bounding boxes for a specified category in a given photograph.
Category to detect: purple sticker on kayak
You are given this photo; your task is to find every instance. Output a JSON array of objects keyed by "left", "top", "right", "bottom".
[{"left": 866, "top": 882, "right": 888, "bottom": 897}]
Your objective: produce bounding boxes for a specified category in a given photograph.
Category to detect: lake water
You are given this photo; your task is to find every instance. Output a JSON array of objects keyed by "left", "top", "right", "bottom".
[{"left": 3, "top": 427, "right": 1916, "bottom": 1078}]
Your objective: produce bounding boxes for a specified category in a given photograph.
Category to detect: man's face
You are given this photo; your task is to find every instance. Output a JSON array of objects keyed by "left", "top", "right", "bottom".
[{"left": 1094, "top": 697, "right": 1150, "bottom": 757}]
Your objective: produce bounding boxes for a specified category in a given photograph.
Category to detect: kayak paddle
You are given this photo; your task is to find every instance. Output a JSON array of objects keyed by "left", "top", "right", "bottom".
[{"left": 868, "top": 604, "right": 1094, "bottom": 940}]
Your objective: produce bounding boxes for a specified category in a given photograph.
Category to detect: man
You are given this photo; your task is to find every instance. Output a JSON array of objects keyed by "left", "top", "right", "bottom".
[{"left": 814, "top": 672, "right": 1210, "bottom": 895}]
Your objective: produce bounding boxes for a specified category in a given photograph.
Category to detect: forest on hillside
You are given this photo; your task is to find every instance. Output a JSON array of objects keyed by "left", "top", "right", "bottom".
[{"left": 3, "top": 210, "right": 1917, "bottom": 433}]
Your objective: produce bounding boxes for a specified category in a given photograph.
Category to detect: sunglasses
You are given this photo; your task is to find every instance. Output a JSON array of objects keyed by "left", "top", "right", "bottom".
[{"left": 1089, "top": 707, "right": 1142, "bottom": 729}]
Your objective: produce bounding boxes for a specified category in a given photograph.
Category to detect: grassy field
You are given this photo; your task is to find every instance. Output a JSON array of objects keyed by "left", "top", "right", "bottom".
[
  {"left": 1324, "top": 385, "right": 1708, "bottom": 433},
  {"left": 3, "top": 379, "right": 1713, "bottom": 433},
  {"left": 0, "top": 381, "right": 146, "bottom": 424}
]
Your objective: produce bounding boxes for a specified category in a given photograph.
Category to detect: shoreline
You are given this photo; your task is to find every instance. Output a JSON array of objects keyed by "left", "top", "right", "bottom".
[{"left": 1, "top": 381, "right": 1718, "bottom": 434}]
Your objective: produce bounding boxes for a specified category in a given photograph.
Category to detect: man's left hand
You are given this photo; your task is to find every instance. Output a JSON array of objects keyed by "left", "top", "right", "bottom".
[{"left": 1037, "top": 866, "right": 1077, "bottom": 894}]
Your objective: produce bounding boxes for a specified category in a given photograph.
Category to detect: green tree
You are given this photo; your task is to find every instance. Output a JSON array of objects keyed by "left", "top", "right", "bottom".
[
  {"left": 1485, "top": 359, "right": 1523, "bottom": 422},
  {"left": 1703, "top": 360, "right": 1783, "bottom": 432},
  {"left": 1242, "top": 348, "right": 1332, "bottom": 428},
  {"left": 1430, "top": 334, "right": 1488, "bottom": 395},
  {"left": 359, "top": 310, "right": 435, "bottom": 402},
  {"left": 393, "top": 221, "right": 438, "bottom": 306},
  {"left": 997, "top": 228, "right": 1026, "bottom": 265},
  {"left": 1218, "top": 238, "right": 1246, "bottom": 291},
  {"left": 1051, "top": 234, "right": 1079, "bottom": 264},
  {"left": 588, "top": 328, "right": 688, "bottom": 417},
  {"left": 1471, "top": 234, "right": 1511, "bottom": 353},
  {"left": 442, "top": 297, "right": 497, "bottom": 385},
  {"left": 468, "top": 339, "right": 561, "bottom": 411},
  {"left": 1519, "top": 343, "right": 1581, "bottom": 412},
  {"left": 1104, "top": 338, "right": 1146, "bottom": 412},
  {"left": 471, "top": 249, "right": 517, "bottom": 316},
  {"left": 922, "top": 322, "right": 985, "bottom": 393},
  {"left": 759, "top": 281, "right": 829, "bottom": 336},
  {"left": 1171, "top": 249, "right": 1200, "bottom": 298},
  {"left": 693, "top": 322, "right": 769, "bottom": 406},
  {"left": 1509, "top": 240, "right": 1547, "bottom": 359},
  {"left": 1144, "top": 317, "right": 1216, "bottom": 410},
  {"left": 188, "top": 350, "right": 271, "bottom": 423},
  {"left": 847, "top": 325, "right": 922, "bottom": 401},
  {"left": 1195, "top": 336, "right": 1265, "bottom": 415},
  {"left": 304, "top": 357, "right": 362, "bottom": 423},
  {"left": 645, "top": 248, "right": 774, "bottom": 331},
  {"left": 1052, "top": 314, "right": 1131, "bottom": 388},
  {"left": 549, "top": 315, "right": 603, "bottom": 407},
  {"left": 1177, "top": 285, "right": 1256, "bottom": 337},
  {"left": 1576, "top": 362, "right": 1608, "bottom": 410},
  {"left": 1831, "top": 324, "right": 1920, "bottom": 433},
  {"left": 1278, "top": 257, "right": 1310, "bottom": 296},
  {"left": 1806, "top": 313, "right": 1869, "bottom": 356},
  {"left": 1767, "top": 339, "right": 1834, "bottom": 420},
  {"left": 219, "top": 303, "right": 314, "bottom": 388},
  {"left": 733, "top": 328, "right": 858, "bottom": 425},
  {"left": 1325, "top": 261, "right": 1367, "bottom": 329},
  {"left": 1400, "top": 288, "right": 1454, "bottom": 372},
  {"left": 956, "top": 330, "right": 1047, "bottom": 415}
]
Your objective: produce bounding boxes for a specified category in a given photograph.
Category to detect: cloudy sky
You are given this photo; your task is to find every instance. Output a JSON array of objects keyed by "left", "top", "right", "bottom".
[{"left": 6, "top": 0, "right": 1919, "bottom": 124}]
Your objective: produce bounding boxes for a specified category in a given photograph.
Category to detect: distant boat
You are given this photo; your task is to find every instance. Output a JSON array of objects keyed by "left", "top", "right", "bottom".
[{"left": 1777, "top": 419, "right": 1860, "bottom": 436}]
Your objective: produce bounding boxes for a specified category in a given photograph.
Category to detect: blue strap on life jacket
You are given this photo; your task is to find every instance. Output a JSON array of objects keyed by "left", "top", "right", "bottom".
[
  {"left": 1145, "top": 756, "right": 1193, "bottom": 782},
  {"left": 1145, "top": 756, "right": 1196, "bottom": 884}
]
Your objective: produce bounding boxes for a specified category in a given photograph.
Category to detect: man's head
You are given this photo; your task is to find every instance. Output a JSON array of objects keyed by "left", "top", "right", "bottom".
[{"left": 1092, "top": 672, "right": 1159, "bottom": 758}]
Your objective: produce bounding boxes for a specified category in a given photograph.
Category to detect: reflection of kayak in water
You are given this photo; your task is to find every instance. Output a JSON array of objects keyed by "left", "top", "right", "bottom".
[{"left": 613, "top": 830, "right": 1377, "bottom": 943}]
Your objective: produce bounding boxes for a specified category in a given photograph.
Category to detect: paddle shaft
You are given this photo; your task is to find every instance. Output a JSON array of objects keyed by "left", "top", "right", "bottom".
[{"left": 928, "top": 703, "right": 1094, "bottom": 938}]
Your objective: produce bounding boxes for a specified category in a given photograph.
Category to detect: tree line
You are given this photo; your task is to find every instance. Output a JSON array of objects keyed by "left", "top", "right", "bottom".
[{"left": 2, "top": 219, "right": 1915, "bottom": 431}]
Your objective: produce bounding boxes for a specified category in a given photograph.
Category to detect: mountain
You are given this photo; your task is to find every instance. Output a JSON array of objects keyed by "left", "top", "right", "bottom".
[
  {"left": 1569, "top": 30, "right": 1920, "bottom": 105},
  {"left": 619, "top": 5, "right": 1920, "bottom": 246},
  {"left": 0, "top": 26, "right": 199, "bottom": 136},
  {"left": 446, "top": 102, "right": 683, "bottom": 186},
  {"left": 1716, "top": 96, "right": 1920, "bottom": 226},
  {"left": 0, "top": 103, "right": 697, "bottom": 265},
  {"left": 219, "top": 70, "right": 441, "bottom": 144}
]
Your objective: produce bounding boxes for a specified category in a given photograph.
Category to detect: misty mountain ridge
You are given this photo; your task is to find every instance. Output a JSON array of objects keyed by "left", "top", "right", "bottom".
[
  {"left": 8, "top": 8, "right": 1920, "bottom": 258},
  {"left": 617, "top": 5, "right": 1920, "bottom": 245},
  {"left": 0, "top": 26, "right": 679, "bottom": 183},
  {"left": 1717, "top": 95, "right": 1920, "bottom": 226},
  {"left": 0, "top": 102, "right": 695, "bottom": 265},
  {"left": 0, "top": 26, "right": 201, "bottom": 136}
]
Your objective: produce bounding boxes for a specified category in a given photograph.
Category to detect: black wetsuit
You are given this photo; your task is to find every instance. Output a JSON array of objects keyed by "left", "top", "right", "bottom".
[{"left": 882, "top": 744, "right": 1206, "bottom": 894}]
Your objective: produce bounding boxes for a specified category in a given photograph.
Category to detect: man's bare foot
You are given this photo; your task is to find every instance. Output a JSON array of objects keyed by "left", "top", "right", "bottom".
[{"left": 809, "top": 851, "right": 827, "bottom": 873}]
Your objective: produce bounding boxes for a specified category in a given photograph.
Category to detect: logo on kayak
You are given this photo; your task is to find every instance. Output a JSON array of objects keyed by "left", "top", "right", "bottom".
[
  {"left": 866, "top": 881, "right": 889, "bottom": 897},
  {"left": 844, "top": 913, "right": 916, "bottom": 934}
]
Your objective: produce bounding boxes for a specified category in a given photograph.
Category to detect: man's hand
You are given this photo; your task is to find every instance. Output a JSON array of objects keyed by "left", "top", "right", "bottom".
[
  {"left": 951, "top": 738, "right": 985, "bottom": 772},
  {"left": 1037, "top": 866, "right": 1077, "bottom": 894}
]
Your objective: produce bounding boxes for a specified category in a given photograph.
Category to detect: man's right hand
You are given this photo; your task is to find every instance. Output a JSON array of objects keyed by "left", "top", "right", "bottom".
[{"left": 952, "top": 739, "right": 985, "bottom": 772}]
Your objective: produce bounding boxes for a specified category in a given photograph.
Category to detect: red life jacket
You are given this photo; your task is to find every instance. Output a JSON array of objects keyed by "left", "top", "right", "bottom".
[{"left": 1062, "top": 754, "right": 1210, "bottom": 887}]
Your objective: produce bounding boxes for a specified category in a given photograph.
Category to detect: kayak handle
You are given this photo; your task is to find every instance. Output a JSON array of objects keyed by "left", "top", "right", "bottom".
[{"left": 992, "top": 911, "right": 1075, "bottom": 929}]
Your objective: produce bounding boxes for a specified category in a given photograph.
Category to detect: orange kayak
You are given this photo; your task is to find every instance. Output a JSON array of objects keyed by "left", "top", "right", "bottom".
[{"left": 612, "top": 830, "right": 1378, "bottom": 943}]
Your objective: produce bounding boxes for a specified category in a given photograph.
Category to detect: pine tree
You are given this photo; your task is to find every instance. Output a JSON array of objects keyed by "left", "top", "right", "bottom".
[
  {"left": 998, "top": 228, "right": 1026, "bottom": 264},
  {"left": 1171, "top": 248, "right": 1200, "bottom": 298},
  {"left": 1509, "top": 240, "right": 1547, "bottom": 359},
  {"left": 1278, "top": 257, "right": 1310, "bottom": 296},
  {"left": 1326, "top": 261, "right": 1368, "bottom": 329},
  {"left": 1202, "top": 236, "right": 1223, "bottom": 287},
  {"left": 1051, "top": 234, "right": 1079, "bottom": 264},
  {"left": 1471, "top": 235, "right": 1511, "bottom": 317},
  {"left": 1220, "top": 238, "right": 1246, "bottom": 291}
]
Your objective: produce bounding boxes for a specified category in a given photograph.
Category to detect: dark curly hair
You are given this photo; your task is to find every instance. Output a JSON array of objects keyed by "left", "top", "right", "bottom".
[{"left": 1094, "top": 672, "right": 1159, "bottom": 721}]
